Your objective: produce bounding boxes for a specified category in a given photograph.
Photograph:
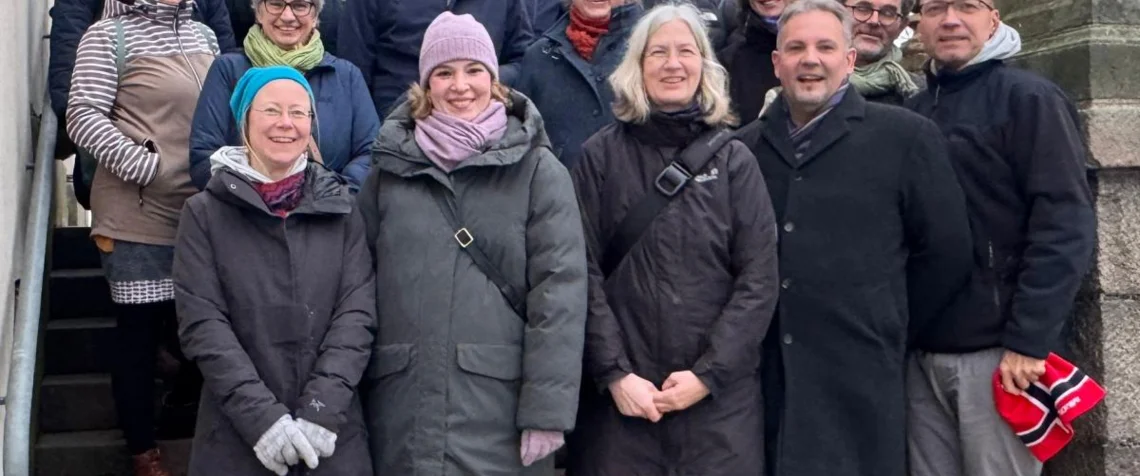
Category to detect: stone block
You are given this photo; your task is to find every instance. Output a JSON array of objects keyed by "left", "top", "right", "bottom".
[
  {"left": 998, "top": 0, "right": 1094, "bottom": 39},
  {"left": 1100, "top": 298, "right": 1140, "bottom": 443},
  {"left": 1082, "top": 100, "right": 1140, "bottom": 168},
  {"left": 1094, "top": 170, "right": 1140, "bottom": 294}
]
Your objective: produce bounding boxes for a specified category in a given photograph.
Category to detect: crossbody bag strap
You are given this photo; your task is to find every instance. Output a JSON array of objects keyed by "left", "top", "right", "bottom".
[
  {"left": 600, "top": 128, "right": 736, "bottom": 277},
  {"left": 427, "top": 182, "right": 528, "bottom": 322}
]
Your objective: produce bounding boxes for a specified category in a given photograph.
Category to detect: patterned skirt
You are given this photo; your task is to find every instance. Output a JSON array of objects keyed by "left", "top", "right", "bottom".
[{"left": 99, "top": 240, "right": 175, "bottom": 305}]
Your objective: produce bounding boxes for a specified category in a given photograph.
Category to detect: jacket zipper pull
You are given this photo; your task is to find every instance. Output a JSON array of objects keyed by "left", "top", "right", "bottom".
[{"left": 933, "top": 85, "right": 941, "bottom": 109}]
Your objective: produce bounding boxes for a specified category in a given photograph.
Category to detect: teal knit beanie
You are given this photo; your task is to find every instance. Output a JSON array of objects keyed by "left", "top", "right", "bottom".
[{"left": 230, "top": 65, "right": 316, "bottom": 126}]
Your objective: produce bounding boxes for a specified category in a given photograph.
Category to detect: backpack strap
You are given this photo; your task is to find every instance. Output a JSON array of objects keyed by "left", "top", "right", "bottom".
[
  {"left": 196, "top": 22, "right": 219, "bottom": 53},
  {"left": 600, "top": 128, "right": 736, "bottom": 277},
  {"left": 113, "top": 18, "right": 126, "bottom": 79}
]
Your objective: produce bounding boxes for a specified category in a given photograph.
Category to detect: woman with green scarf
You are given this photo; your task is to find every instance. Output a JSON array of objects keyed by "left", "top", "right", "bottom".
[{"left": 189, "top": 0, "right": 379, "bottom": 191}]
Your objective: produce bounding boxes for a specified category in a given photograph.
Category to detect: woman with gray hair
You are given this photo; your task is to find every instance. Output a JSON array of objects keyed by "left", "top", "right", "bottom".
[
  {"left": 188, "top": 0, "right": 379, "bottom": 191},
  {"left": 567, "top": 3, "right": 779, "bottom": 475}
]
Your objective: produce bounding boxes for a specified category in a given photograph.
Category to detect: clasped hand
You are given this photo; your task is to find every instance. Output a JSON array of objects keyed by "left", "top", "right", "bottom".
[{"left": 607, "top": 371, "right": 710, "bottom": 422}]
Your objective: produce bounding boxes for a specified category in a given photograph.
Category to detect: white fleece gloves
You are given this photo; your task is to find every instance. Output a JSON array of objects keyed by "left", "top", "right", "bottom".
[
  {"left": 520, "top": 429, "right": 565, "bottom": 466},
  {"left": 253, "top": 415, "right": 337, "bottom": 475}
]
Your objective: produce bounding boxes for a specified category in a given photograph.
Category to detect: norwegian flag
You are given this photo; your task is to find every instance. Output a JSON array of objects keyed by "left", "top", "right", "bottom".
[{"left": 993, "top": 353, "right": 1106, "bottom": 462}]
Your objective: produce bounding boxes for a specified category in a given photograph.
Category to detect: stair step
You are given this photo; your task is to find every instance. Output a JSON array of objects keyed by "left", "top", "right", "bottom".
[
  {"left": 52, "top": 227, "right": 101, "bottom": 271},
  {"left": 39, "top": 374, "right": 118, "bottom": 433},
  {"left": 44, "top": 317, "right": 117, "bottom": 375},
  {"left": 36, "top": 430, "right": 191, "bottom": 476},
  {"left": 49, "top": 268, "right": 114, "bottom": 321}
]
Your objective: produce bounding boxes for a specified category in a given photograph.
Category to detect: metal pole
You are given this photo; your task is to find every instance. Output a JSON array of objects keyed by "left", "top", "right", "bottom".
[{"left": 5, "top": 90, "right": 57, "bottom": 476}]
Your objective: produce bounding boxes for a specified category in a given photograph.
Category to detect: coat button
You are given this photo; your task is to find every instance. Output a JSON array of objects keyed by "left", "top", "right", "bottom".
[
  {"left": 783, "top": 333, "right": 793, "bottom": 345},
  {"left": 781, "top": 279, "right": 791, "bottom": 289},
  {"left": 228, "top": 184, "right": 237, "bottom": 190},
  {"left": 592, "top": 109, "right": 600, "bottom": 116},
  {"left": 794, "top": 175, "right": 803, "bottom": 181},
  {"left": 783, "top": 222, "right": 795, "bottom": 233},
  {"left": 594, "top": 74, "right": 604, "bottom": 82}
]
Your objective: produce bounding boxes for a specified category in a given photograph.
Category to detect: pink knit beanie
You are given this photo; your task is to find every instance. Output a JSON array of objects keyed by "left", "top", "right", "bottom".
[{"left": 418, "top": 12, "right": 500, "bottom": 87}]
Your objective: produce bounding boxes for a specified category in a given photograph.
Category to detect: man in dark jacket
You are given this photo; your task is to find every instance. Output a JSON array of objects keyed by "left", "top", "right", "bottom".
[
  {"left": 735, "top": 1, "right": 973, "bottom": 475},
  {"left": 842, "top": 0, "right": 923, "bottom": 104},
  {"left": 48, "top": 0, "right": 236, "bottom": 208},
  {"left": 337, "top": 0, "right": 534, "bottom": 117},
  {"left": 905, "top": 2, "right": 1096, "bottom": 475}
]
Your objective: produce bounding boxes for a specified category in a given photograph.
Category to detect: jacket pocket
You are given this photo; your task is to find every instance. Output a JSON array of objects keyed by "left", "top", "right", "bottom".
[
  {"left": 456, "top": 343, "right": 522, "bottom": 381},
  {"left": 366, "top": 343, "right": 413, "bottom": 380}
]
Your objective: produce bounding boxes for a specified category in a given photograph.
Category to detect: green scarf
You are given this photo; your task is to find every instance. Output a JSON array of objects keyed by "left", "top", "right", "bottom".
[
  {"left": 849, "top": 47, "right": 919, "bottom": 99},
  {"left": 243, "top": 25, "right": 326, "bottom": 72}
]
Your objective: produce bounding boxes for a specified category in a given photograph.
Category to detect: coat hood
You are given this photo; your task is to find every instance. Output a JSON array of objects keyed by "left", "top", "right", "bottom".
[
  {"left": 103, "top": 0, "right": 196, "bottom": 24},
  {"left": 206, "top": 160, "right": 354, "bottom": 217},
  {"left": 371, "top": 90, "right": 553, "bottom": 177}
]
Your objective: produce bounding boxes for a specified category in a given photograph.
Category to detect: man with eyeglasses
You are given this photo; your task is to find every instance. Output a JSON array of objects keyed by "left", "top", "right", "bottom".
[
  {"left": 905, "top": 2, "right": 1096, "bottom": 476},
  {"left": 841, "top": 0, "right": 922, "bottom": 104}
]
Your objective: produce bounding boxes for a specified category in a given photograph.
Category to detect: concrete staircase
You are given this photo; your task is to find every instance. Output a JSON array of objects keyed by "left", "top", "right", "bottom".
[{"left": 34, "top": 227, "right": 191, "bottom": 476}]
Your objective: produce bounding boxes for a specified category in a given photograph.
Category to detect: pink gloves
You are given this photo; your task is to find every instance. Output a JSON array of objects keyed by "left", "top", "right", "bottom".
[{"left": 520, "top": 429, "right": 565, "bottom": 466}]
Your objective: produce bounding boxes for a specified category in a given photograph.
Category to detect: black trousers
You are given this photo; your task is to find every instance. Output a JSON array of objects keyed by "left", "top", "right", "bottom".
[{"left": 111, "top": 300, "right": 201, "bottom": 454}]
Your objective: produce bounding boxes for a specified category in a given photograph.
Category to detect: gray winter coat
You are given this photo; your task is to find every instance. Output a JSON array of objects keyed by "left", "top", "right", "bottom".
[
  {"left": 357, "top": 92, "right": 588, "bottom": 476},
  {"left": 173, "top": 163, "right": 377, "bottom": 475}
]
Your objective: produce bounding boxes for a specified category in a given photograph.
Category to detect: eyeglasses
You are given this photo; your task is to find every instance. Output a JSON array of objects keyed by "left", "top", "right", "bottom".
[
  {"left": 251, "top": 107, "right": 313, "bottom": 121},
  {"left": 919, "top": 0, "right": 994, "bottom": 17},
  {"left": 847, "top": 3, "right": 902, "bottom": 26},
  {"left": 261, "top": 0, "right": 314, "bottom": 17}
]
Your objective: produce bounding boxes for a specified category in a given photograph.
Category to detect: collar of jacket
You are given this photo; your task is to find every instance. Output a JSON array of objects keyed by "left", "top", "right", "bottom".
[
  {"left": 127, "top": 0, "right": 195, "bottom": 25},
  {"left": 623, "top": 106, "right": 711, "bottom": 148},
  {"left": 544, "top": 2, "right": 643, "bottom": 47},
  {"left": 371, "top": 90, "right": 553, "bottom": 179},
  {"left": 756, "top": 86, "right": 867, "bottom": 166},
  {"left": 207, "top": 162, "right": 353, "bottom": 217},
  {"left": 923, "top": 58, "right": 1003, "bottom": 95}
]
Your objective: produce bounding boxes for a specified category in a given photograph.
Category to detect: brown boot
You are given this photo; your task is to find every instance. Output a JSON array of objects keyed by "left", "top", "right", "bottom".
[{"left": 132, "top": 448, "right": 172, "bottom": 476}]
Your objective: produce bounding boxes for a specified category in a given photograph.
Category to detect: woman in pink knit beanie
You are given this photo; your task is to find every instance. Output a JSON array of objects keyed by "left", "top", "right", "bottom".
[{"left": 358, "top": 11, "right": 588, "bottom": 476}]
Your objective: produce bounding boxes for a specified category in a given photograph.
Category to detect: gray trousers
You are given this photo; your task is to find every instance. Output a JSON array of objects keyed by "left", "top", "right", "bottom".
[{"left": 906, "top": 348, "right": 1043, "bottom": 476}]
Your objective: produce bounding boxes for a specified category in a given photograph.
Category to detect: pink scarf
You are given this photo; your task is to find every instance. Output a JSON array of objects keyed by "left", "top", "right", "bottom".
[{"left": 414, "top": 101, "right": 509, "bottom": 172}]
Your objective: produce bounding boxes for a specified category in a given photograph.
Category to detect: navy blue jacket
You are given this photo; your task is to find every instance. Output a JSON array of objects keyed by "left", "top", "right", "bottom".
[
  {"left": 527, "top": 0, "right": 564, "bottom": 35},
  {"left": 48, "top": 0, "right": 237, "bottom": 121},
  {"left": 337, "top": 0, "right": 535, "bottom": 118},
  {"left": 189, "top": 52, "right": 380, "bottom": 189},
  {"left": 907, "top": 60, "right": 1096, "bottom": 359},
  {"left": 223, "top": 0, "right": 344, "bottom": 55},
  {"left": 514, "top": 4, "right": 642, "bottom": 169}
]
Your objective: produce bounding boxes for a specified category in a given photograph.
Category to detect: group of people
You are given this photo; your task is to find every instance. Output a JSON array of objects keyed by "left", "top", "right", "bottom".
[{"left": 48, "top": 0, "right": 1095, "bottom": 475}]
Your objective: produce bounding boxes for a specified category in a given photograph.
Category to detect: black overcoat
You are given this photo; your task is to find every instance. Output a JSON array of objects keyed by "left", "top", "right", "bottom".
[{"left": 735, "top": 91, "right": 973, "bottom": 476}]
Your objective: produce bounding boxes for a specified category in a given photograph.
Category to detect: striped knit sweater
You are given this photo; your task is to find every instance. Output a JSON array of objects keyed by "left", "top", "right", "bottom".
[{"left": 66, "top": 0, "right": 219, "bottom": 187}]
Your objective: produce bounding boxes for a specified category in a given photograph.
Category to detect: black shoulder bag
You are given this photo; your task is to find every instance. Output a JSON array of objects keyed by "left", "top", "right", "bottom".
[
  {"left": 600, "top": 128, "right": 736, "bottom": 277},
  {"left": 429, "top": 185, "right": 528, "bottom": 322}
]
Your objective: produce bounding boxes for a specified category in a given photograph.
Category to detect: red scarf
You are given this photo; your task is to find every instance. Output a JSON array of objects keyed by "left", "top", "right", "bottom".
[
  {"left": 253, "top": 171, "right": 306, "bottom": 217},
  {"left": 566, "top": 6, "right": 610, "bottom": 61}
]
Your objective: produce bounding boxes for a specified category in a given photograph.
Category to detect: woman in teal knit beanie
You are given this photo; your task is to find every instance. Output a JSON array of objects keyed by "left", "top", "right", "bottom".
[{"left": 174, "top": 65, "right": 375, "bottom": 476}]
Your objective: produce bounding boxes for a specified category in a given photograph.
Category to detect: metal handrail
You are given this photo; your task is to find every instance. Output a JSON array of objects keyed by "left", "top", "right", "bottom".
[{"left": 5, "top": 89, "right": 57, "bottom": 476}]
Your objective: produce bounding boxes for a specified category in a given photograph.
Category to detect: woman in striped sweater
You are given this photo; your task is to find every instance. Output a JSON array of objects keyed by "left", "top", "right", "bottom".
[{"left": 66, "top": 0, "right": 218, "bottom": 474}]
